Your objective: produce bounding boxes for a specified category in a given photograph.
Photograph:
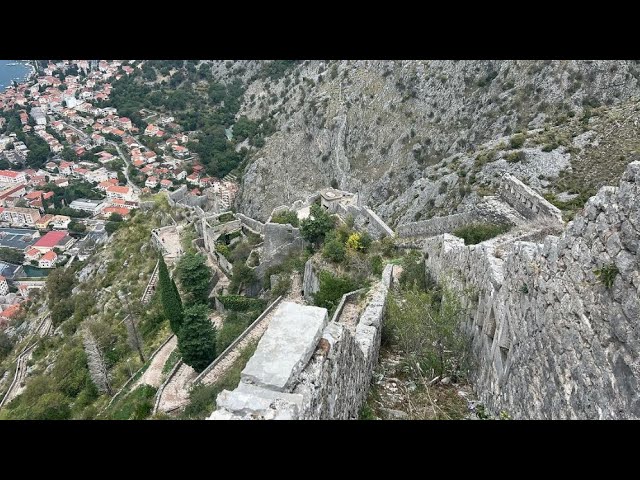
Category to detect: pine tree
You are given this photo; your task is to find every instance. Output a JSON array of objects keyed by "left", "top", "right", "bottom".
[
  {"left": 177, "top": 304, "right": 217, "bottom": 373},
  {"left": 158, "top": 255, "right": 184, "bottom": 335},
  {"left": 176, "top": 252, "right": 212, "bottom": 303}
]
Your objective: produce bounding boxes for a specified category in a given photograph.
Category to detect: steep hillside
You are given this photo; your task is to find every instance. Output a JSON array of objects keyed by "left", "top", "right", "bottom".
[{"left": 233, "top": 60, "right": 640, "bottom": 221}]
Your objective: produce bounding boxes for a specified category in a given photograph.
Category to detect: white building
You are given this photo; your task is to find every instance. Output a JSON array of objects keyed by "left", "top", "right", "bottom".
[
  {"left": 30, "top": 107, "right": 47, "bottom": 126},
  {"left": 106, "top": 185, "right": 135, "bottom": 202},
  {"left": 69, "top": 199, "right": 105, "bottom": 215}
]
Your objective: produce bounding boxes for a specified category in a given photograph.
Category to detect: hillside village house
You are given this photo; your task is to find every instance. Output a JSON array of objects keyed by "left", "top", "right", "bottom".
[
  {"left": 0, "top": 207, "right": 42, "bottom": 227},
  {"left": 106, "top": 185, "right": 135, "bottom": 202},
  {"left": 0, "top": 275, "right": 9, "bottom": 296},
  {"left": 51, "top": 215, "right": 71, "bottom": 229},
  {"left": 32, "top": 230, "right": 75, "bottom": 253},
  {"left": 69, "top": 199, "right": 105, "bottom": 215},
  {"left": 25, "top": 248, "right": 41, "bottom": 262},
  {"left": 0, "top": 170, "right": 27, "bottom": 184},
  {"left": 36, "top": 214, "right": 54, "bottom": 229},
  {"left": 38, "top": 250, "right": 57, "bottom": 268},
  {"left": 97, "top": 179, "right": 119, "bottom": 191},
  {"left": 103, "top": 206, "right": 130, "bottom": 219},
  {"left": 145, "top": 176, "right": 158, "bottom": 188}
]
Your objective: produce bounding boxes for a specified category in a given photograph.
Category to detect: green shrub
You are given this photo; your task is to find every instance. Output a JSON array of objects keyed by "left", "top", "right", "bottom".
[
  {"left": 474, "top": 150, "right": 496, "bottom": 168},
  {"left": 109, "top": 385, "right": 157, "bottom": 420},
  {"left": 218, "top": 212, "right": 235, "bottom": 223},
  {"left": 215, "top": 313, "right": 248, "bottom": 353},
  {"left": 217, "top": 295, "right": 266, "bottom": 312},
  {"left": 509, "top": 133, "right": 525, "bottom": 149},
  {"left": 452, "top": 223, "right": 511, "bottom": 245},
  {"left": 370, "top": 255, "right": 384, "bottom": 276},
  {"left": 380, "top": 236, "right": 396, "bottom": 257},
  {"left": 177, "top": 304, "right": 217, "bottom": 373},
  {"left": 323, "top": 233, "right": 346, "bottom": 262},
  {"left": 271, "top": 275, "right": 291, "bottom": 298},
  {"left": 399, "top": 251, "right": 427, "bottom": 291},
  {"left": 313, "top": 271, "right": 358, "bottom": 315},
  {"left": 595, "top": 264, "right": 619, "bottom": 289},
  {"left": 385, "top": 286, "right": 470, "bottom": 381},
  {"left": 271, "top": 209, "right": 299, "bottom": 227},
  {"left": 215, "top": 243, "right": 230, "bottom": 256},
  {"left": 263, "top": 251, "right": 311, "bottom": 289},
  {"left": 300, "top": 204, "right": 335, "bottom": 246},
  {"left": 505, "top": 151, "right": 525, "bottom": 163}
]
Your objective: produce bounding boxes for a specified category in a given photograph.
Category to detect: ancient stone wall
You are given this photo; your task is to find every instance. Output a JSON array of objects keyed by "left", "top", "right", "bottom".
[
  {"left": 166, "top": 185, "right": 188, "bottom": 206},
  {"left": 396, "top": 212, "right": 476, "bottom": 239},
  {"left": 236, "top": 213, "right": 265, "bottom": 234},
  {"left": 176, "top": 194, "right": 207, "bottom": 209},
  {"left": 363, "top": 207, "right": 394, "bottom": 238},
  {"left": 422, "top": 162, "right": 640, "bottom": 419},
  {"left": 499, "top": 173, "right": 563, "bottom": 222},
  {"left": 209, "top": 265, "right": 393, "bottom": 420},
  {"left": 215, "top": 251, "right": 233, "bottom": 274},
  {"left": 302, "top": 258, "right": 321, "bottom": 303}
]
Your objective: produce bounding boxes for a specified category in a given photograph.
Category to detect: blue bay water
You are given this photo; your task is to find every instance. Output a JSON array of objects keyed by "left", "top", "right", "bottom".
[{"left": 0, "top": 60, "right": 32, "bottom": 91}]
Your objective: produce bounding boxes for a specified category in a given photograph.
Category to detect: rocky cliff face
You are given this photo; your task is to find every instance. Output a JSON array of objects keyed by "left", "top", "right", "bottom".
[{"left": 233, "top": 60, "right": 640, "bottom": 222}]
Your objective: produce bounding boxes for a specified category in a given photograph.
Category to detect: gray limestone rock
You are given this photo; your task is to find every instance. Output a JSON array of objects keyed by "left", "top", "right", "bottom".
[{"left": 241, "top": 302, "right": 329, "bottom": 392}]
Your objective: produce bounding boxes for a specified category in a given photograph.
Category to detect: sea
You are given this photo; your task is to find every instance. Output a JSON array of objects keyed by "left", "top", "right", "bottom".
[{"left": 0, "top": 60, "right": 33, "bottom": 91}]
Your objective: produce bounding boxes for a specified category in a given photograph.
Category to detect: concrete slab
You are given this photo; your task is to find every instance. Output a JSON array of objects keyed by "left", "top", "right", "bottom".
[
  {"left": 241, "top": 301, "right": 329, "bottom": 392},
  {"left": 212, "top": 382, "right": 304, "bottom": 420}
]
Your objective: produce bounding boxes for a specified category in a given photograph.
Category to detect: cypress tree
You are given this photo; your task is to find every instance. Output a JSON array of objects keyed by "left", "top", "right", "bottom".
[
  {"left": 178, "top": 304, "right": 217, "bottom": 372},
  {"left": 158, "top": 255, "right": 184, "bottom": 334}
]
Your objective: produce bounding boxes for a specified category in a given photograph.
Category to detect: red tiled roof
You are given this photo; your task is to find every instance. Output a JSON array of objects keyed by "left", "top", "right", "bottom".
[
  {"left": 0, "top": 170, "right": 23, "bottom": 178},
  {"left": 107, "top": 185, "right": 131, "bottom": 194},
  {"left": 104, "top": 207, "right": 130, "bottom": 216},
  {"left": 0, "top": 304, "right": 21, "bottom": 319},
  {"left": 41, "top": 251, "right": 57, "bottom": 261},
  {"left": 26, "top": 191, "right": 43, "bottom": 200},
  {"left": 33, "top": 230, "right": 69, "bottom": 248}
]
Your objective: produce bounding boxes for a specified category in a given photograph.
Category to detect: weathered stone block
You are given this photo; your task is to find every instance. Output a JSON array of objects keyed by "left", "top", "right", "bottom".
[{"left": 241, "top": 302, "right": 329, "bottom": 392}]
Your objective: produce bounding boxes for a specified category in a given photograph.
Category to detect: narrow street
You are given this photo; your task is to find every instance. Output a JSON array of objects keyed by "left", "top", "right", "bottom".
[{"left": 107, "top": 140, "right": 141, "bottom": 195}]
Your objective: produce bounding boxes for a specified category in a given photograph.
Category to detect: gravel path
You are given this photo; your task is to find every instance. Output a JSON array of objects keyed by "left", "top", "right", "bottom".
[
  {"left": 157, "top": 362, "right": 197, "bottom": 413},
  {"left": 338, "top": 300, "right": 361, "bottom": 330},
  {"left": 136, "top": 336, "right": 178, "bottom": 388},
  {"left": 199, "top": 307, "right": 277, "bottom": 386}
]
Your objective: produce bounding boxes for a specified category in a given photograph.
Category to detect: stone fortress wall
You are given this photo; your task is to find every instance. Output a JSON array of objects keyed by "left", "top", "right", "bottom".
[
  {"left": 210, "top": 265, "right": 393, "bottom": 419},
  {"left": 421, "top": 162, "right": 640, "bottom": 418},
  {"left": 206, "top": 163, "right": 639, "bottom": 419},
  {"left": 498, "top": 173, "right": 564, "bottom": 222},
  {"left": 395, "top": 171, "right": 563, "bottom": 240}
]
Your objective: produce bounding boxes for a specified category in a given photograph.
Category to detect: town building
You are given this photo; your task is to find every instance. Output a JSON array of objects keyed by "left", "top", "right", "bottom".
[
  {"left": 32, "top": 230, "right": 75, "bottom": 253},
  {"left": 0, "top": 207, "right": 42, "bottom": 227},
  {"left": 38, "top": 250, "right": 57, "bottom": 268},
  {"left": 0, "top": 170, "right": 27, "bottom": 184},
  {"left": 106, "top": 185, "right": 134, "bottom": 202},
  {"left": 69, "top": 199, "right": 105, "bottom": 215}
]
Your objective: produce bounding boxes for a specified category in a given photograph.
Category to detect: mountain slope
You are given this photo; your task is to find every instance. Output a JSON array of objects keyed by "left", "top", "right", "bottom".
[{"left": 234, "top": 60, "right": 640, "bottom": 221}]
